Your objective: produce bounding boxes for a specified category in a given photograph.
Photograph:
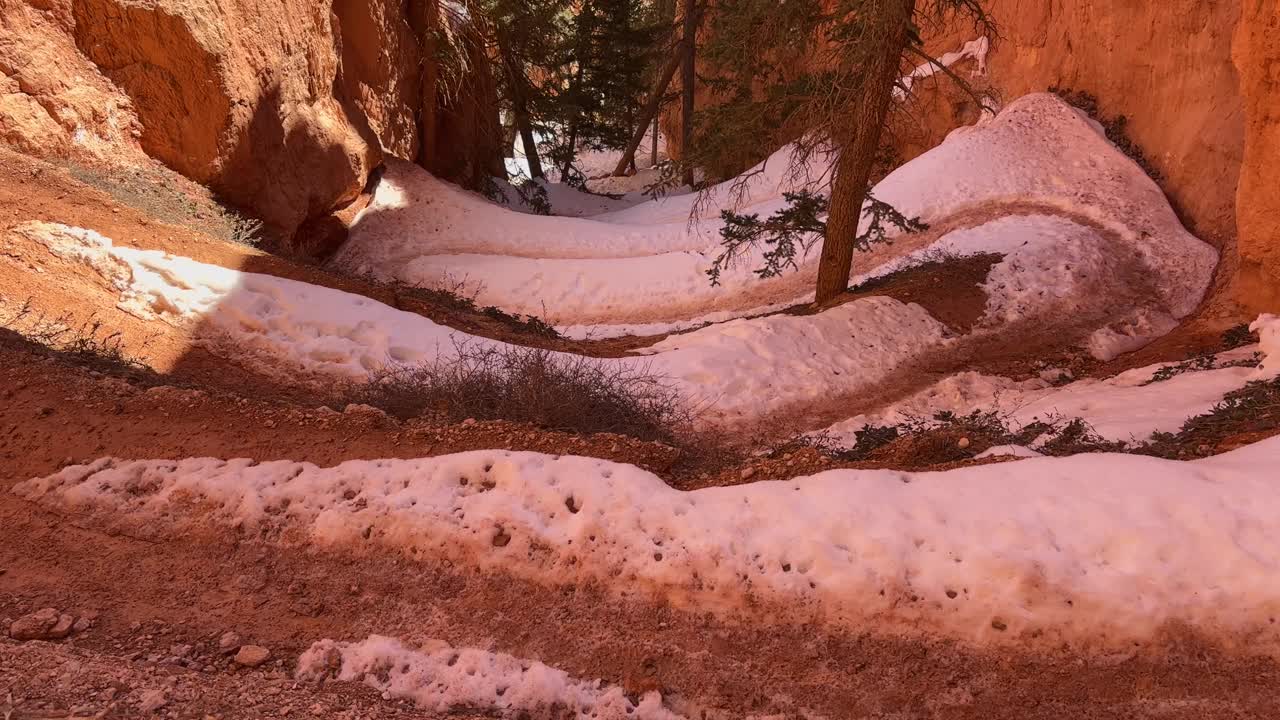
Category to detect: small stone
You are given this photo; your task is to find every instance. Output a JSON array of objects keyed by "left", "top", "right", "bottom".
[
  {"left": 991, "top": 619, "right": 1008, "bottom": 632},
  {"left": 957, "top": 437, "right": 972, "bottom": 449},
  {"left": 234, "top": 645, "right": 271, "bottom": 667},
  {"left": 218, "top": 631, "right": 243, "bottom": 653},
  {"left": 35, "top": 406, "right": 54, "bottom": 418},
  {"left": 739, "top": 467, "right": 756, "bottom": 480},
  {"left": 342, "top": 403, "right": 387, "bottom": 419},
  {"left": 170, "top": 643, "right": 192, "bottom": 658},
  {"left": 139, "top": 689, "right": 167, "bottom": 713},
  {"left": 49, "top": 613, "right": 75, "bottom": 639},
  {"left": 72, "top": 617, "right": 93, "bottom": 633},
  {"left": 462, "top": 418, "right": 477, "bottom": 426},
  {"left": 492, "top": 529, "right": 512, "bottom": 547},
  {"left": 9, "top": 608, "right": 70, "bottom": 641}
]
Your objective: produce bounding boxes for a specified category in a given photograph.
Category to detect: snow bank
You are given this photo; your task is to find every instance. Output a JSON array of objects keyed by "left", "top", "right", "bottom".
[
  {"left": 335, "top": 94, "right": 1216, "bottom": 344},
  {"left": 298, "top": 635, "right": 679, "bottom": 720},
  {"left": 19, "top": 438, "right": 1280, "bottom": 652},
  {"left": 897, "top": 37, "right": 989, "bottom": 99},
  {"left": 19, "top": 222, "right": 946, "bottom": 423},
  {"left": 1252, "top": 314, "right": 1280, "bottom": 375},
  {"left": 819, "top": 346, "right": 1265, "bottom": 449}
]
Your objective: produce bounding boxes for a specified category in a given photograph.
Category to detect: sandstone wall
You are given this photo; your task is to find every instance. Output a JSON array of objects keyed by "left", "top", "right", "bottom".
[
  {"left": 0, "top": 0, "right": 503, "bottom": 247},
  {"left": 1231, "top": 0, "right": 1280, "bottom": 313}
]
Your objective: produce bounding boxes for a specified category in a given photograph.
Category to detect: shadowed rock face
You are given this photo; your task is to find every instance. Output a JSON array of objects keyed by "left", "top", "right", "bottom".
[
  {"left": 69, "top": 0, "right": 381, "bottom": 241},
  {"left": 0, "top": 0, "right": 504, "bottom": 249}
]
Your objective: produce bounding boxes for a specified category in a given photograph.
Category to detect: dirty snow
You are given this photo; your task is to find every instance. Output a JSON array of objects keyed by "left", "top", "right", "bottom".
[
  {"left": 818, "top": 345, "right": 1267, "bottom": 449},
  {"left": 19, "top": 436, "right": 1280, "bottom": 651},
  {"left": 298, "top": 635, "right": 680, "bottom": 720},
  {"left": 18, "top": 221, "right": 945, "bottom": 424}
]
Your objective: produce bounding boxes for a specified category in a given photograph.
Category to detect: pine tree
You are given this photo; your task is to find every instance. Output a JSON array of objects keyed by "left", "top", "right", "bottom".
[
  {"left": 545, "top": 0, "right": 666, "bottom": 185},
  {"left": 478, "top": 0, "right": 572, "bottom": 181},
  {"left": 477, "top": 0, "right": 668, "bottom": 188},
  {"left": 693, "top": 0, "right": 993, "bottom": 304}
]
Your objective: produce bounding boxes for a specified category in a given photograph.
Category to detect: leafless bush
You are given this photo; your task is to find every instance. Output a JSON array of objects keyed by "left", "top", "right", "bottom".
[
  {"left": 341, "top": 342, "right": 691, "bottom": 442},
  {"left": 1, "top": 299, "right": 146, "bottom": 373}
]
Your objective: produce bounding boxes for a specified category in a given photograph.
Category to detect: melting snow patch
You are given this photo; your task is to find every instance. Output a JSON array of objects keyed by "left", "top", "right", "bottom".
[
  {"left": 297, "top": 635, "right": 681, "bottom": 720},
  {"left": 17, "top": 439, "right": 1280, "bottom": 652},
  {"left": 1252, "top": 314, "right": 1280, "bottom": 376},
  {"left": 819, "top": 345, "right": 1266, "bottom": 448}
]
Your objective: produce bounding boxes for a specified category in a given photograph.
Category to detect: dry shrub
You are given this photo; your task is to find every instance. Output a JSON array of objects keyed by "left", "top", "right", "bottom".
[
  {"left": 342, "top": 342, "right": 691, "bottom": 442},
  {"left": 1, "top": 299, "right": 147, "bottom": 375}
]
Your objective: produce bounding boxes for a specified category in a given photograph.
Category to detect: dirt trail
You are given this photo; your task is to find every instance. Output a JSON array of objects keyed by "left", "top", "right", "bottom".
[{"left": 3, "top": 346, "right": 1279, "bottom": 719}]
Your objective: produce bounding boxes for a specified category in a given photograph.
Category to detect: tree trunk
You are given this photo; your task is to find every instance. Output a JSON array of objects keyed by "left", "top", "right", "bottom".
[
  {"left": 679, "top": 0, "right": 697, "bottom": 187},
  {"left": 562, "top": 112, "right": 580, "bottom": 179},
  {"left": 497, "top": 32, "right": 543, "bottom": 179},
  {"left": 611, "top": 38, "right": 690, "bottom": 176},
  {"left": 814, "top": 0, "right": 917, "bottom": 305},
  {"left": 650, "top": 112, "right": 659, "bottom": 167},
  {"left": 409, "top": 0, "right": 440, "bottom": 171}
]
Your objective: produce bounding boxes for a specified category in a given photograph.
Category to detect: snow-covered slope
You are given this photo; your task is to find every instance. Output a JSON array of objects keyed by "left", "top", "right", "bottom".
[
  {"left": 19, "top": 222, "right": 947, "bottom": 425},
  {"left": 18, "top": 436, "right": 1280, "bottom": 652},
  {"left": 333, "top": 94, "right": 1216, "bottom": 341},
  {"left": 818, "top": 345, "right": 1268, "bottom": 449}
]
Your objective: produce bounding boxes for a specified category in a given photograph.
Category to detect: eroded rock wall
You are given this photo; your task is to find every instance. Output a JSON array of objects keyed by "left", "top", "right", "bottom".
[
  {"left": 1231, "top": 0, "right": 1280, "bottom": 313},
  {"left": 0, "top": 0, "right": 503, "bottom": 248}
]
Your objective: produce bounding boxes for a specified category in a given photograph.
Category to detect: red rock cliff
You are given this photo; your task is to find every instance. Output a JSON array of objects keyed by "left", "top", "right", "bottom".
[{"left": 0, "top": 0, "right": 503, "bottom": 245}]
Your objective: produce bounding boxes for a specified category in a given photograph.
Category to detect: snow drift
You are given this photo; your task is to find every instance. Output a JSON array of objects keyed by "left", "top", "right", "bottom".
[
  {"left": 17, "top": 222, "right": 946, "bottom": 424},
  {"left": 333, "top": 93, "right": 1216, "bottom": 343},
  {"left": 18, "top": 437, "right": 1280, "bottom": 653},
  {"left": 819, "top": 344, "right": 1269, "bottom": 449}
]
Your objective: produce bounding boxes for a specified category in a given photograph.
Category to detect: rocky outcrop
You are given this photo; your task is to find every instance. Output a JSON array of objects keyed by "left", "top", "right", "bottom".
[
  {"left": 332, "top": 0, "right": 421, "bottom": 161},
  {"left": 0, "top": 0, "right": 504, "bottom": 248},
  {"left": 69, "top": 0, "right": 381, "bottom": 241},
  {"left": 0, "top": 0, "right": 143, "bottom": 160}
]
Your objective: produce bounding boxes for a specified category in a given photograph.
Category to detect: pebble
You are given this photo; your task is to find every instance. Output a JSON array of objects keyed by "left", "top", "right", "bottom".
[
  {"left": 9, "top": 608, "right": 76, "bottom": 641},
  {"left": 234, "top": 645, "right": 271, "bottom": 667},
  {"left": 739, "top": 467, "right": 756, "bottom": 480},
  {"left": 218, "top": 631, "right": 244, "bottom": 653},
  {"left": 139, "top": 689, "right": 167, "bottom": 713},
  {"left": 957, "top": 437, "right": 972, "bottom": 449}
]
